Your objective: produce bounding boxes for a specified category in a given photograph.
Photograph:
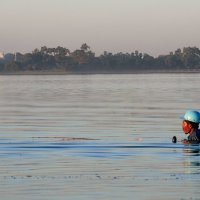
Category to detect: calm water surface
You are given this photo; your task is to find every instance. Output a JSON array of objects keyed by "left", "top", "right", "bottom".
[{"left": 0, "top": 74, "right": 200, "bottom": 200}]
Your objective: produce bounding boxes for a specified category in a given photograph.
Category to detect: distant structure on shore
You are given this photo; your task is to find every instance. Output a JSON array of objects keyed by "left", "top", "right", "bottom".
[{"left": 0, "top": 52, "right": 4, "bottom": 59}]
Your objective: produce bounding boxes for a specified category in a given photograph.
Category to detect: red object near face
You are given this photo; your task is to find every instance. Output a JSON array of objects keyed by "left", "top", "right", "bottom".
[{"left": 182, "top": 120, "right": 192, "bottom": 134}]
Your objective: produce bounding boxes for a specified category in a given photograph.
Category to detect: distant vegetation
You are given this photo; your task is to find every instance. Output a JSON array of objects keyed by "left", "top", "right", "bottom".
[{"left": 0, "top": 44, "right": 200, "bottom": 74}]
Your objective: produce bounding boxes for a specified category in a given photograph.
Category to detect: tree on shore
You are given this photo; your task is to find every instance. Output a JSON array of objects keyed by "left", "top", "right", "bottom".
[{"left": 1, "top": 45, "right": 200, "bottom": 73}]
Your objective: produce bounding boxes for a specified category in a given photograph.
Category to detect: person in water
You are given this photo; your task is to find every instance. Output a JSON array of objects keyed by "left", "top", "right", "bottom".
[{"left": 181, "top": 110, "right": 200, "bottom": 144}]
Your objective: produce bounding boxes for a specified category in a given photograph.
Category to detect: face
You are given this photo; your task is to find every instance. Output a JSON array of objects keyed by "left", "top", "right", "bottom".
[{"left": 182, "top": 120, "right": 192, "bottom": 134}]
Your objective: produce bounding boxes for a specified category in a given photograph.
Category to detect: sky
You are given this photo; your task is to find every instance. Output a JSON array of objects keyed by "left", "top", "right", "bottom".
[{"left": 0, "top": 0, "right": 200, "bottom": 57}]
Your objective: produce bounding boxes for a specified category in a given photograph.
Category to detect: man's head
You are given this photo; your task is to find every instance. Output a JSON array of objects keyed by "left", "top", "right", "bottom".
[
  {"left": 182, "top": 120, "right": 199, "bottom": 134},
  {"left": 181, "top": 110, "right": 200, "bottom": 134}
]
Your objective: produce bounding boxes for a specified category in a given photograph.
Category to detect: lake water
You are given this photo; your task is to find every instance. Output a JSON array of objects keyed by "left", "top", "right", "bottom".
[{"left": 0, "top": 74, "right": 200, "bottom": 200}]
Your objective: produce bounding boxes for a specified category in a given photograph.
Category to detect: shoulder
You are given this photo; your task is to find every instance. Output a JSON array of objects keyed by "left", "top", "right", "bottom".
[
  {"left": 195, "top": 130, "right": 200, "bottom": 140},
  {"left": 196, "top": 129, "right": 200, "bottom": 137}
]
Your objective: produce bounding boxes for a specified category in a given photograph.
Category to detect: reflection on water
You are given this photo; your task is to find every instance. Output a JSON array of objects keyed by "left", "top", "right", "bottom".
[
  {"left": 0, "top": 74, "right": 200, "bottom": 200},
  {"left": 183, "top": 147, "right": 200, "bottom": 156}
]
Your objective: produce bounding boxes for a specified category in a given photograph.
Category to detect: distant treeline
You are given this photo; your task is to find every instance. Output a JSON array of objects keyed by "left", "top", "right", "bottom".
[{"left": 0, "top": 44, "right": 200, "bottom": 73}]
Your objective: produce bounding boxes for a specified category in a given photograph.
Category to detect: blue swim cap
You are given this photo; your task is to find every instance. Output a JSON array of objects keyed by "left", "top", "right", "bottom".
[{"left": 181, "top": 110, "right": 200, "bottom": 123}]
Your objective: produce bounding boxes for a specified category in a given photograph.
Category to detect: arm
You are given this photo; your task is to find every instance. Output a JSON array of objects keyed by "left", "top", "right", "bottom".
[{"left": 180, "top": 139, "right": 191, "bottom": 145}]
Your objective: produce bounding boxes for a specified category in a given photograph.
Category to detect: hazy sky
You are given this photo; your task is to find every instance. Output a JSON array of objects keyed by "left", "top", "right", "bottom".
[{"left": 0, "top": 0, "right": 200, "bottom": 56}]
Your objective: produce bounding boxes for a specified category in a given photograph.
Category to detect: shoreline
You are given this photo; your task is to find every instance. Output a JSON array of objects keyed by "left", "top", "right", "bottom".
[{"left": 1, "top": 69, "right": 200, "bottom": 75}]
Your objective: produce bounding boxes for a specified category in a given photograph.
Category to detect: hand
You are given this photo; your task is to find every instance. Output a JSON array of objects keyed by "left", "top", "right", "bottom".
[{"left": 181, "top": 139, "right": 191, "bottom": 144}]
